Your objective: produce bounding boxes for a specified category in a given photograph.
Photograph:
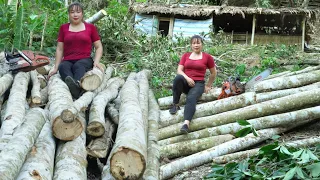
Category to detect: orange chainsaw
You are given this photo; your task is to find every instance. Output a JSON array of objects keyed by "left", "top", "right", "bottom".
[
  {"left": 218, "top": 68, "right": 273, "bottom": 100},
  {"left": 5, "top": 49, "right": 50, "bottom": 73}
]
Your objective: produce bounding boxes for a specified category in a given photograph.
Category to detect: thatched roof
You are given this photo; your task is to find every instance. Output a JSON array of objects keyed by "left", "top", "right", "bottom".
[{"left": 130, "top": 3, "right": 318, "bottom": 18}]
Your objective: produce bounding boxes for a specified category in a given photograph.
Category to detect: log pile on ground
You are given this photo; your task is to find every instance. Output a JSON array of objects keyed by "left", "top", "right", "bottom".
[{"left": 0, "top": 64, "right": 319, "bottom": 179}]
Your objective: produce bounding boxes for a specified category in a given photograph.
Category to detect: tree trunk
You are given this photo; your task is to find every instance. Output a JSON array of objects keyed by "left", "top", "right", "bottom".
[
  {"left": 60, "top": 67, "right": 113, "bottom": 124},
  {"left": 256, "top": 81, "right": 320, "bottom": 102},
  {"left": 159, "top": 92, "right": 256, "bottom": 128},
  {"left": 157, "top": 88, "right": 221, "bottom": 110},
  {"left": 37, "top": 73, "right": 47, "bottom": 89},
  {"left": 159, "top": 88, "right": 320, "bottom": 140},
  {"left": 85, "top": 9, "right": 108, "bottom": 24},
  {"left": 36, "top": 65, "right": 51, "bottom": 75},
  {"left": 159, "top": 127, "right": 289, "bottom": 180},
  {"left": 92, "top": 66, "right": 114, "bottom": 94},
  {"left": 254, "top": 70, "right": 320, "bottom": 92},
  {"left": 212, "top": 136, "right": 320, "bottom": 164},
  {"left": 16, "top": 117, "right": 56, "bottom": 180},
  {"left": 30, "top": 70, "right": 41, "bottom": 105},
  {"left": 159, "top": 105, "right": 320, "bottom": 146},
  {"left": 0, "top": 72, "right": 30, "bottom": 138},
  {"left": 283, "top": 66, "right": 320, "bottom": 77},
  {"left": 30, "top": 86, "right": 49, "bottom": 108},
  {"left": 0, "top": 73, "right": 13, "bottom": 97},
  {"left": 136, "top": 70, "right": 151, "bottom": 137},
  {"left": 87, "top": 118, "right": 116, "bottom": 158},
  {"left": 80, "top": 64, "right": 106, "bottom": 91},
  {"left": 264, "top": 71, "right": 290, "bottom": 80},
  {"left": 53, "top": 112, "right": 87, "bottom": 180},
  {"left": 143, "top": 89, "right": 160, "bottom": 180},
  {"left": 161, "top": 134, "right": 235, "bottom": 159},
  {"left": 48, "top": 74, "right": 83, "bottom": 141},
  {"left": 106, "top": 103, "right": 119, "bottom": 125},
  {"left": 87, "top": 78, "right": 124, "bottom": 137},
  {"left": 0, "top": 108, "right": 47, "bottom": 180},
  {"left": 108, "top": 74, "right": 147, "bottom": 180},
  {"left": 102, "top": 156, "right": 116, "bottom": 180}
]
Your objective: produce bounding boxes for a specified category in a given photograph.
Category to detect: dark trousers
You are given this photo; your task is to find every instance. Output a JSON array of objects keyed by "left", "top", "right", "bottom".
[
  {"left": 172, "top": 74, "right": 204, "bottom": 121},
  {"left": 58, "top": 58, "right": 93, "bottom": 81}
]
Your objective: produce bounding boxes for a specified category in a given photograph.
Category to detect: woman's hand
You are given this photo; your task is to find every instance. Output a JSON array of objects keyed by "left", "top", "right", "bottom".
[
  {"left": 186, "top": 77, "right": 195, "bottom": 87},
  {"left": 48, "top": 68, "right": 58, "bottom": 79},
  {"left": 204, "top": 85, "right": 212, "bottom": 93},
  {"left": 94, "top": 62, "right": 104, "bottom": 72}
]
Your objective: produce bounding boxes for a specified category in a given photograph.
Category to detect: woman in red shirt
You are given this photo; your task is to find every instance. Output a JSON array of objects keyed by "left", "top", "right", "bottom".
[
  {"left": 169, "top": 35, "right": 217, "bottom": 133},
  {"left": 49, "top": 2, "right": 103, "bottom": 99}
]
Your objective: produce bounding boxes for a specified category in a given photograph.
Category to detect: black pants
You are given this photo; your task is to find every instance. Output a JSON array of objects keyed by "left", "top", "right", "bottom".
[
  {"left": 172, "top": 74, "right": 204, "bottom": 121},
  {"left": 58, "top": 58, "right": 93, "bottom": 81}
]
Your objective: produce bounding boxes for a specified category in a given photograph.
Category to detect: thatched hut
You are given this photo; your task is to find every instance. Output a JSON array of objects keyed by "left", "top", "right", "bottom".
[{"left": 131, "top": 3, "right": 318, "bottom": 50}]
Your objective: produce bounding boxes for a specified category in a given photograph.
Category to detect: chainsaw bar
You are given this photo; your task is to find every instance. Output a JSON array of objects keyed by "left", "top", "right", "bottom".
[{"left": 245, "top": 68, "right": 273, "bottom": 91}]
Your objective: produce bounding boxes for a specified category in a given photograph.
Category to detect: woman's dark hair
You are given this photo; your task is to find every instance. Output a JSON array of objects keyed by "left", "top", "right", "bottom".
[
  {"left": 190, "top": 35, "right": 203, "bottom": 44},
  {"left": 68, "top": 2, "right": 84, "bottom": 14}
]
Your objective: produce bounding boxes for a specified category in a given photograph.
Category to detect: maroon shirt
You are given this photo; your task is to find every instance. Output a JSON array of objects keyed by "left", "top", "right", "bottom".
[
  {"left": 179, "top": 52, "right": 215, "bottom": 81},
  {"left": 57, "top": 22, "right": 100, "bottom": 60}
]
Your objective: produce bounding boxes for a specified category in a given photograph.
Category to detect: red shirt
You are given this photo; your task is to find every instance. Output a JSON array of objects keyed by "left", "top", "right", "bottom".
[
  {"left": 179, "top": 52, "right": 215, "bottom": 81},
  {"left": 57, "top": 22, "right": 100, "bottom": 60}
]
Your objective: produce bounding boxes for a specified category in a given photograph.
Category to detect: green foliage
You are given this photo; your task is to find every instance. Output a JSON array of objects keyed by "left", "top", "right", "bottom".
[
  {"left": 204, "top": 141, "right": 320, "bottom": 180},
  {"left": 12, "top": 0, "right": 24, "bottom": 50},
  {"left": 235, "top": 120, "right": 258, "bottom": 137}
]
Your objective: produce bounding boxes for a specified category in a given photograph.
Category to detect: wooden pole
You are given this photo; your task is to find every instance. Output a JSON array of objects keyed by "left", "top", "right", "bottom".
[
  {"left": 251, "top": 14, "right": 256, "bottom": 45},
  {"left": 301, "top": 15, "right": 306, "bottom": 52}
]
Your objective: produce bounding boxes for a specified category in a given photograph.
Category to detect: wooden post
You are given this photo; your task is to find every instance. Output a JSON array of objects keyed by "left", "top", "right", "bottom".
[
  {"left": 301, "top": 15, "right": 306, "bottom": 52},
  {"left": 251, "top": 14, "right": 256, "bottom": 45},
  {"left": 168, "top": 17, "right": 174, "bottom": 37}
]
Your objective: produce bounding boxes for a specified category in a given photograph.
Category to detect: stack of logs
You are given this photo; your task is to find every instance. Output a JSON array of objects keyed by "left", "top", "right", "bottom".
[{"left": 0, "top": 59, "right": 320, "bottom": 179}]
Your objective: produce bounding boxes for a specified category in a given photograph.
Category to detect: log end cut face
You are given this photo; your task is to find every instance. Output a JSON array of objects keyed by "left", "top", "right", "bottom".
[
  {"left": 80, "top": 75, "right": 102, "bottom": 91},
  {"left": 110, "top": 148, "right": 146, "bottom": 180},
  {"left": 52, "top": 116, "right": 84, "bottom": 141},
  {"left": 86, "top": 121, "right": 105, "bottom": 137}
]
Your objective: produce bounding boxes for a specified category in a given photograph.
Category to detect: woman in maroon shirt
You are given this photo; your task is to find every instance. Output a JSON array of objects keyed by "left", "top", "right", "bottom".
[
  {"left": 49, "top": 2, "right": 103, "bottom": 99},
  {"left": 169, "top": 35, "right": 217, "bottom": 133}
]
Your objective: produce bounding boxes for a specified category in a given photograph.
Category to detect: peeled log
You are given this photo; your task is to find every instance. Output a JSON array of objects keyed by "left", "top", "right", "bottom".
[
  {"left": 86, "top": 118, "right": 115, "bottom": 158},
  {"left": 256, "top": 82, "right": 320, "bottom": 102},
  {"left": 254, "top": 69, "right": 320, "bottom": 92},
  {"left": 161, "top": 134, "right": 235, "bottom": 159},
  {"left": 87, "top": 78, "right": 124, "bottom": 137},
  {"left": 159, "top": 92, "right": 256, "bottom": 128},
  {"left": 85, "top": 9, "right": 107, "bottom": 24},
  {"left": 30, "top": 70, "right": 41, "bottom": 105},
  {"left": 160, "top": 127, "right": 289, "bottom": 180},
  {"left": 0, "top": 72, "right": 30, "bottom": 138},
  {"left": 159, "top": 88, "right": 320, "bottom": 140},
  {"left": 0, "top": 108, "right": 47, "bottom": 180},
  {"left": 36, "top": 65, "right": 51, "bottom": 75},
  {"left": 109, "top": 76, "right": 147, "bottom": 179},
  {"left": 16, "top": 114, "right": 55, "bottom": 180},
  {"left": 157, "top": 88, "right": 221, "bottom": 110},
  {"left": 143, "top": 89, "right": 160, "bottom": 180},
  {"left": 53, "top": 112, "right": 87, "bottom": 180},
  {"left": 0, "top": 73, "right": 13, "bottom": 96},
  {"left": 158, "top": 106, "right": 320, "bottom": 146},
  {"left": 212, "top": 136, "right": 320, "bottom": 164},
  {"left": 48, "top": 74, "right": 83, "bottom": 141},
  {"left": 80, "top": 64, "right": 106, "bottom": 91}
]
